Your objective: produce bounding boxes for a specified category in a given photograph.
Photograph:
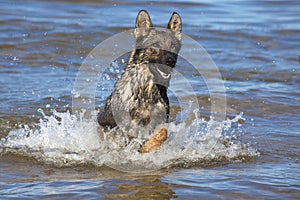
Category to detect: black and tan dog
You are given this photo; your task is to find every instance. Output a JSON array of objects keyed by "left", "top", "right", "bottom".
[{"left": 98, "top": 10, "right": 182, "bottom": 153}]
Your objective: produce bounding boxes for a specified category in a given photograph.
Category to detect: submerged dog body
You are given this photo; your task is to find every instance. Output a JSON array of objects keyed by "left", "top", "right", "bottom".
[{"left": 97, "top": 10, "right": 182, "bottom": 151}]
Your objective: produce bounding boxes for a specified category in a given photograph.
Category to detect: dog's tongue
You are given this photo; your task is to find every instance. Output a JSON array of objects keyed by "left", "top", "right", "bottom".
[{"left": 156, "top": 67, "right": 171, "bottom": 79}]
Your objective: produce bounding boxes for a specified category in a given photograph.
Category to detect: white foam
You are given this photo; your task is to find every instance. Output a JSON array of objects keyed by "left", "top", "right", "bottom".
[{"left": 0, "top": 109, "right": 258, "bottom": 172}]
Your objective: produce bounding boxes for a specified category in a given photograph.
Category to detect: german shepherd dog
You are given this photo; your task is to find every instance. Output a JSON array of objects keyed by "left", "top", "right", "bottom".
[{"left": 97, "top": 10, "right": 182, "bottom": 153}]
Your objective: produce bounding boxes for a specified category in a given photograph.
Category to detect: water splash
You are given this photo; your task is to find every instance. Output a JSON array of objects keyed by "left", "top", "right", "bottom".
[{"left": 0, "top": 109, "right": 258, "bottom": 172}]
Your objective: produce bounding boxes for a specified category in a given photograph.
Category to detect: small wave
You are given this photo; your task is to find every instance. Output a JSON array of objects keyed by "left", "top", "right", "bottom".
[{"left": 0, "top": 109, "right": 258, "bottom": 172}]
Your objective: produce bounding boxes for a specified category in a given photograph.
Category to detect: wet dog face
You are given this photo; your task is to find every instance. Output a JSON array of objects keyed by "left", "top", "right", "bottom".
[{"left": 133, "top": 10, "right": 182, "bottom": 86}]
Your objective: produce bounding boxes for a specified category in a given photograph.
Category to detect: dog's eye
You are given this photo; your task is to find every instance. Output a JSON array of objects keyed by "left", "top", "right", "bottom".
[{"left": 148, "top": 46, "right": 159, "bottom": 52}]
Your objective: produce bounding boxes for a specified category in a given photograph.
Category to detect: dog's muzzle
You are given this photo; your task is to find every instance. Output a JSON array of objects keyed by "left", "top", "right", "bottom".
[{"left": 149, "top": 63, "right": 172, "bottom": 87}]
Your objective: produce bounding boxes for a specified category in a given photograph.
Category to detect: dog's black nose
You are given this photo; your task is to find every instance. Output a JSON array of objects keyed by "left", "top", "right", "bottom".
[{"left": 164, "top": 52, "right": 177, "bottom": 67}]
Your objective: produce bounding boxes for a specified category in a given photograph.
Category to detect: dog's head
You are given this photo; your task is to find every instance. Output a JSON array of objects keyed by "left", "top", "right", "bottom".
[{"left": 133, "top": 10, "right": 182, "bottom": 86}]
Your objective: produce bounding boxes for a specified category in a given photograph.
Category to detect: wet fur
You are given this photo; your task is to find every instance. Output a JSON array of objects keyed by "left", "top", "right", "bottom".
[{"left": 98, "top": 10, "right": 182, "bottom": 152}]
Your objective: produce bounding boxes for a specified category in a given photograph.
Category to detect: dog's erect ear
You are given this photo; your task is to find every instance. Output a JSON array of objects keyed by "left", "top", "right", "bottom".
[
  {"left": 167, "top": 12, "right": 182, "bottom": 41},
  {"left": 134, "top": 10, "right": 153, "bottom": 39}
]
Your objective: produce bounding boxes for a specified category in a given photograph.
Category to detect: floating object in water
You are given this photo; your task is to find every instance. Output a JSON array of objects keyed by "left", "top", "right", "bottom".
[{"left": 141, "top": 127, "right": 168, "bottom": 153}]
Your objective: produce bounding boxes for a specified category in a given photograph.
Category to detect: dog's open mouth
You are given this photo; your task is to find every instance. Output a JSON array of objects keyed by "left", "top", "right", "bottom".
[
  {"left": 155, "top": 65, "right": 171, "bottom": 79},
  {"left": 150, "top": 64, "right": 172, "bottom": 80},
  {"left": 149, "top": 63, "right": 172, "bottom": 86}
]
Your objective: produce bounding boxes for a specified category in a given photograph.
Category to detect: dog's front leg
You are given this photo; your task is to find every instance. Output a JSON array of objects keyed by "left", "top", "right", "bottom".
[{"left": 97, "top": 95, "right": 117, "bottom": 129}]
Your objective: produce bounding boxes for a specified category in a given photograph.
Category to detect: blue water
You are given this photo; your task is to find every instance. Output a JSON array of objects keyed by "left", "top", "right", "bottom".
[{"left": 0, "top": 0, "right": 299, "bottom": 199}]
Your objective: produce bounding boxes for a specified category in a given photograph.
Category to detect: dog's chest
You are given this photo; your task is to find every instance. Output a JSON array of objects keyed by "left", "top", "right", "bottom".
[{"left": 114, "top": 66, "right": 168, "bottom": 119}]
